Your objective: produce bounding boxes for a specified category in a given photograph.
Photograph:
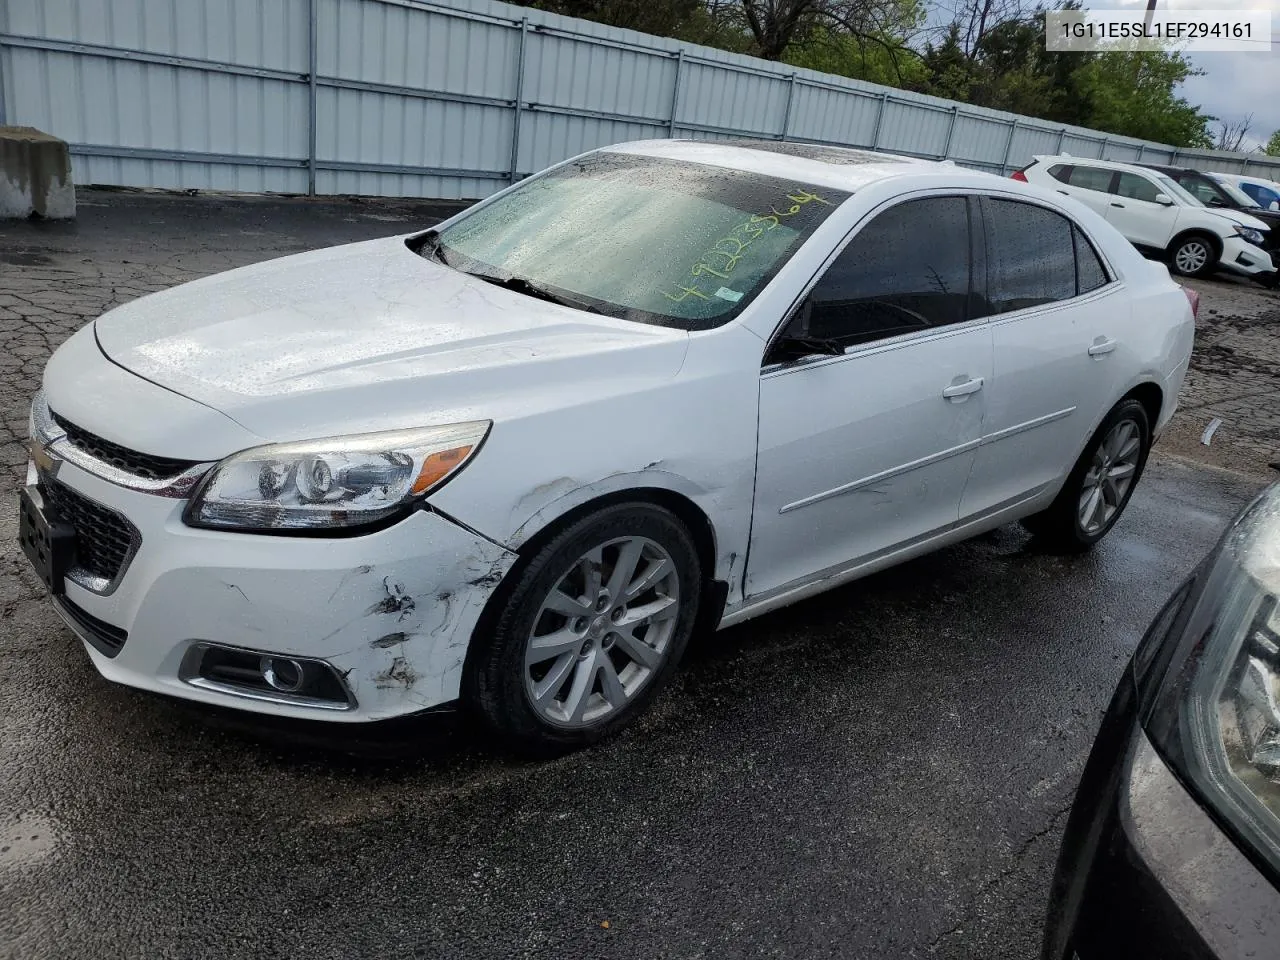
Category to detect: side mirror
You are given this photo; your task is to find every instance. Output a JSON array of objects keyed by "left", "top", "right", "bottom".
[
  {"left": 1271, "top": 201, "right": 1280, "bottom": 212},
  {"left": 1207, "top": 196, "right": 1226, "bottom": 207},
  {"left": 1154, "top": 193, "right": 1174, "bottom": 206}
]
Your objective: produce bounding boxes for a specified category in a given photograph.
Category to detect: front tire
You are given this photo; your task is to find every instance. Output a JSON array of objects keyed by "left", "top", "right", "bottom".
[
  {"left": 1022, "top": 399, "right": 1151, "bottom": 552},
  {"left": 469, "top": 502, "right": 701, "bottom": 756},
  {"left": 1169, "top": 233, "right": 1217, "bottom": 278}
]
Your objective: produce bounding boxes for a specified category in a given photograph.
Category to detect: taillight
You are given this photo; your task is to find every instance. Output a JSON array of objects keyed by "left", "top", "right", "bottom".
[
  {"left": 1182, "top": 286, "right": 1200, "bottom": 319},
  {"left": 1011, "top": 170, "right": 1029, "bottom": 182}
]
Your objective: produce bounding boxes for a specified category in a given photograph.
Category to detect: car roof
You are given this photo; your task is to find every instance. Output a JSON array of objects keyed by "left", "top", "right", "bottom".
[
  {"left": 605, "top": 138, "right": 990, "bottom": 192},
  {"left": 1034, "top": 154, "right": 1171, "bottom": 179}
]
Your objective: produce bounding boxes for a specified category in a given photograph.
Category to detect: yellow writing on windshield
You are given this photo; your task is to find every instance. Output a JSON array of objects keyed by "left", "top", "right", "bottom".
[{"left": 662, "top": 190, "right": 830, "bottom": 306}]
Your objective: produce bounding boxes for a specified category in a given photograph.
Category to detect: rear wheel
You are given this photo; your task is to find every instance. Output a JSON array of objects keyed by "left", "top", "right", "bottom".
[
  {"left": 1169, "top": 233, "right": 1217, "bottom": 278},
  {"left": 469, "top": 502, "right": 701, "bottom": 755},
  {"left": 1022, "top": 399, "right": 1151, "bottom": 552}
]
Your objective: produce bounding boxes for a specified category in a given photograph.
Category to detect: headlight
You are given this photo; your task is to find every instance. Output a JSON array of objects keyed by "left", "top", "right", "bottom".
[
  {"left": 185, "top": 421, "right": 490, "bottom": 532},
  {"left": 1238, "top": 227, "right": 1266, "bottom": 246},
  {"left": 1145, "top": 484, "right": 1280, "bottom": 877}
]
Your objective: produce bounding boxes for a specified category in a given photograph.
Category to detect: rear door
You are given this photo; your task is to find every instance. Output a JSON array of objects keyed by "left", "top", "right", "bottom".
[
  {"left": 1105, "top": 172, "right": 1176, "bottom": 248},
  {"left": 747, "top": 195, "right": 992, "bottom": 601},
  {"left": 960, "top": 196, "right": 1124, "bottom": 519},
  {"left": 1061, "top": 165, "right": 1118, "bottom": 217}
]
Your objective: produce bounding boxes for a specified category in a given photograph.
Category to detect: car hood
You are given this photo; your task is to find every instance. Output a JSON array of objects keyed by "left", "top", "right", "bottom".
[
  {"left": 1211, "top": 208, "right": 1269, "bottom": 231},
  {"left": 93, "top": 236, "right": 690, "bottom": 440}
]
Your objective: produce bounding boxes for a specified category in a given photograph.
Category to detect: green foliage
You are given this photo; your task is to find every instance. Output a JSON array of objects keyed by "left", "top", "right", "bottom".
[
  {"left": 783, "top": 2, "right": 927, "bottom": 88},
  {"left": 1072, "top": 51, "right": 1214, "bottom": 149},
  {"left": 1267, "top": 130, "right": 1280, "bottom": 157},
  {"left": 917, "top": 8, "right": 1213, "bottom": 148}
]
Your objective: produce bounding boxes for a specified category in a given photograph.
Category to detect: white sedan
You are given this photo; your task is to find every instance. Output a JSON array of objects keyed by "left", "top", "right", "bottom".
[{"left": 19, "top": 140, "right": 1195, "bottom": 753}]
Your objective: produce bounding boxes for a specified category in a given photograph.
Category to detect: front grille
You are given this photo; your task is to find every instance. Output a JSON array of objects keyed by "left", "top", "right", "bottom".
[
  {"left": 51, "top": 411, "right": 197, "bottom": 481},
  {"left": 41, "top": 477, "right": 139, "bottom": 585},
  {"left": 54, "top": 596, "right": 128, "bottom": 657}
]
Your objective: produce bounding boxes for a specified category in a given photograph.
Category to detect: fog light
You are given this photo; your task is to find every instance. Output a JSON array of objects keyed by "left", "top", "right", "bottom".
[
  {"left": 260, "top": 656, "right": 305, "bottom": 693},
  {"left": 178, "top": 643, "right": 355, "bottom": 710}
]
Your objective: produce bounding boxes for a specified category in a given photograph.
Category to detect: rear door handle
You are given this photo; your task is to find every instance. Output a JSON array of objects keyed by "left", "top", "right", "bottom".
[
  {"left": 1088, "top": 337, "right": 1117, "bottom": 357},
  {"left": 942, "top": 377, "right": 984, "bottom": 401},
  {"left": 1110, "top": 202, "right": 1125, "bottom": 208}
]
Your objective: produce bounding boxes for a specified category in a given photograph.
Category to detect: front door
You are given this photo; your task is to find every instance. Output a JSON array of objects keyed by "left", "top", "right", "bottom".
[
  {"left": 1105, "top": 172, "right": 1176, "bottom": 248},
  {"left": 746, "top": 195, "right": 992, "bottom": 601}
]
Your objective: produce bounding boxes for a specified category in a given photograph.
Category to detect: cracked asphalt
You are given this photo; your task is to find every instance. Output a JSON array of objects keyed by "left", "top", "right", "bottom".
[{"left": 0, "top": 191, "right": 1274, "bottom": 959}]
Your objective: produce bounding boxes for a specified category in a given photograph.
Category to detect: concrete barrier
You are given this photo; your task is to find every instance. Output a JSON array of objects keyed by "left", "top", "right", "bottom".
[{"left": 1, "top": 127, "right": 76, "bottom": 219}]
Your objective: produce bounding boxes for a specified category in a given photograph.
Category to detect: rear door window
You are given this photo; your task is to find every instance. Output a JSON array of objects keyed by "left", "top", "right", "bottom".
[
  {"left": 1066, "top": 166, "right": 1117, "bottom": 194},
  {"left": 982, "top": 199, "right": 1078, "bottom": 314}
]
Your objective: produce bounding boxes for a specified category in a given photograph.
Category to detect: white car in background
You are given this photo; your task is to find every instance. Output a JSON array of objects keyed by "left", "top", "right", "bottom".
[
  {"left": 1016, "top": 155, "right": 1273, "bottom": 279},
  {"left": 20, "top": 140, "right": 1195, "bottom": 754},
  {"left": 1210, "top": 171, "right": 1280, "bottom": 212}
]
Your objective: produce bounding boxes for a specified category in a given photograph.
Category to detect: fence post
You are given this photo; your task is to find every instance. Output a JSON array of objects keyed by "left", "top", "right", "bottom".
[
  {"left": 1136, "top": 143, "right": 1145, "bottom": 161},
  {"left": 307, "top": 0, "right": 318, "bottom": 196},
  {"left": 1000, "top": 120, "right": 1018, "bottom": 173},
  {"left": 1055, "top": 127, "right": 1067, "bottom": 154},
  {"left": 509, "top": 17, "right": 529, "bottom": 184},
  {"left": 1171, "top": 148, "right": 1180, "bottom": 165},
  {"left": 779, "top": 73, "right": 796, "bottom": 141},
  {"left": 0, "top": 39, "right": 7, "bottom": 126},
  {"left": 1241, "top": 156, "right": 1250, "bottom": 174},
  {"left": 667, "top": 49, "right": 684, "bottom": 137},
  {"left": 870, "top": 92, "right": 889, "bottom": 148},
  {"left": 1097, "top": 137, "right": 1108, "bottom": 160},
  {"left": 940, "top": 105, "right": 959, "bottom": 160}
]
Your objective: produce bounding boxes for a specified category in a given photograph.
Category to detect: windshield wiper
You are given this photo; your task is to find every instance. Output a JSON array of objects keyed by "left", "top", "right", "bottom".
[
  {"left": 472, "top": 273, "right": 603, "bottom": 314},
  {"left": 415, "top": 229, "right": 451, "bottom": 266}
]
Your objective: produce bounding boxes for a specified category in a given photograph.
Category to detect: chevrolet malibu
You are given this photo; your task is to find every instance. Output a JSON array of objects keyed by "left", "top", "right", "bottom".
[{"left": 19, "top": 140, "right": 1196, "bottom": 754}]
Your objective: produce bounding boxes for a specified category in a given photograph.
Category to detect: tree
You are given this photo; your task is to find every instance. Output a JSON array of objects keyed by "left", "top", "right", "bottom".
[
  {"left": 783, "top": 0, "right": 927, "bottom": 85},
  {"left": 1266, "top": 130, "right": 1280, "bottom": 156},
  {"left": 1072, "top": 50, "right": 1213, "bottom": 148},
  {"left": 1215, "top": 114, "right": 1253, "bottom": 153},
  {"left": 735, "top": 0, "right": 923, "bottom": 67}
]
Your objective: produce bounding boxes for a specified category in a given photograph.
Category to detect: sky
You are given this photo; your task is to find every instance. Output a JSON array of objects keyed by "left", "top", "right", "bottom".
[
  {"left": 1137, "top": 0, "right": 1280, "bottom": 149},
  {"left": 925, "top": 0, "right": 1280, "bottom": 150}
]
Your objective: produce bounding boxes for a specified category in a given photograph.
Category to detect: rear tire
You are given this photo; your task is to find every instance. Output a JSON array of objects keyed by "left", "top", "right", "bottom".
[
  {"left": 468, "top": 502, "right": 701, "bottom": 756},
  {"left": 1168, "top": 233, "right": 1218, "bottom": 278},
  {"left": 1022, "top": 399, "right": 1151, "bottom": 552}
]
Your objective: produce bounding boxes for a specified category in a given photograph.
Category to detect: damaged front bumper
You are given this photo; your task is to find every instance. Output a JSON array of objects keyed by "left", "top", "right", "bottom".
[{"left": 34, "top": 455, "right": 518, "bottom": 722}]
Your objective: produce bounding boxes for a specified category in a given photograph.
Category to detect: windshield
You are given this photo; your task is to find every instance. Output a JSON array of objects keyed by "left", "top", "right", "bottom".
[
  {"left": 1153, "top": 173, "right": 1204, "bottom": 207},
  {"left": 429, "top": 152, "right": 850, "bottom": 330},
  {"left": 1214, "top": 177, "right": 1262, "bottom": 208}
]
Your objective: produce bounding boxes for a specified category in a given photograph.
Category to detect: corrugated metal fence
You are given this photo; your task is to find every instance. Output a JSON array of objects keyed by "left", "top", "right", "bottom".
[{"left": 2, "top": 0, "right": 1278, "bottom": 200}]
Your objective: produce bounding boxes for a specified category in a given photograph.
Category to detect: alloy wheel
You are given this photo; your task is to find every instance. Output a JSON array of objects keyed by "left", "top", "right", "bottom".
[
  {"left": 1175, "top": 240, "right": 1209, "bottom": 275},
  {"left": 523, "top": 536, "right": 680, "bottom": 728},
  {"left": 1078, "top": 418, "right": 1142, "bottom": 535}
]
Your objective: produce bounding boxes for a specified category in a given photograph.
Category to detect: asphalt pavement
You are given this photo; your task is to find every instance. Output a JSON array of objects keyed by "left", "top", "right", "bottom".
[{"left": 0, "top": 191, "right": 1272, "bottom": 959}]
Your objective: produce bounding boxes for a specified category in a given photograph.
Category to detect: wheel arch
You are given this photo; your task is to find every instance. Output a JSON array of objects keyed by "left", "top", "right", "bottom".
[
  {"left": 460, "top": 486, "right": 730, "bottom": 709},
  {"left": 1120, "top": 380, "right": 1164, "bottom": 433},
  {"left": 1166, "top": 228, "right": 1222, "bottom": 262}
]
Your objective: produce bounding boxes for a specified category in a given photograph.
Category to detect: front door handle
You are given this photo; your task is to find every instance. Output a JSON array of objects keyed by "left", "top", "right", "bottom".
[
  {"left": 1110, "top": 202, "right": 1125, "bottom": 208},
  {"left": 942, "top": 377, "right": 984, "bottom": 401},
  {"left": 1088, "top": 337, "right": 1117, "bottom": 357}
]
